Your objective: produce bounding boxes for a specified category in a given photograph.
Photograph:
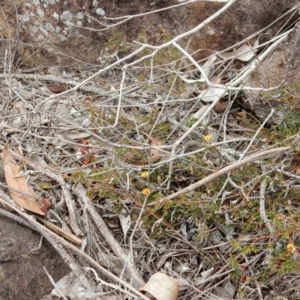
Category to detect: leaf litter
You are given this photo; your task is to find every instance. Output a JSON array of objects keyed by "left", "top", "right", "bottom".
[{"left": 0, "top": 10, "right": 300, "bottom": 300}]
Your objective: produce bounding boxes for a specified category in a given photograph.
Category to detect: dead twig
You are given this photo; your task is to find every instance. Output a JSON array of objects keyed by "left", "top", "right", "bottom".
[
  {"left": 72, "top": 184, "right": 145, "bottom": 288},
  {"left": 155, "top": 147, "right": 291, "bottom": 205}
]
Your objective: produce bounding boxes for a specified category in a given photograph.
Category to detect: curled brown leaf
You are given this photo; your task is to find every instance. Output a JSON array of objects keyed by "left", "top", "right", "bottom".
[
  {"left": 141, "top": 131, "right": 165, "bottom": 163},
  {"left": 2, "top": 147, "right": 47, "bottom": 216}
]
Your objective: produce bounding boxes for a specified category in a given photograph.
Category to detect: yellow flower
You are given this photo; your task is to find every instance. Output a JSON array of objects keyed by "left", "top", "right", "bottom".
[
  {"left": 141, "top": 171, "right": 149, "bottom": 178},
  {"left": 287, "top": 243, "right": 296, "bottom": 253},
  {"left": 142, "top": 188, "right": 150, "bottom": 196},
  {"left": 204, "top": 135, "right": 212, "bottom": 143}
]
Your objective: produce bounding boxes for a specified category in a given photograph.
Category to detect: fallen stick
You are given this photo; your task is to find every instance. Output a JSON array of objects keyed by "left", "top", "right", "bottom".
[{"left": 155, "top": 146, "right": 291, "bottom": 204}]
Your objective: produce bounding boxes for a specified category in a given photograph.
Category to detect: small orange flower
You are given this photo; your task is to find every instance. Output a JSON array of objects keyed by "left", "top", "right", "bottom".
[
  {"left": 142, "top": 188, "right": 150, "bottom": 196},
  {"left": 287, "top": 243, "right": 296, "bottom": 253},
  {"left": 204, "top": 135, "right": 212, "bottom": 143},
  {"left": 141, "top": 171, "right": 149, "bottom": 178}
]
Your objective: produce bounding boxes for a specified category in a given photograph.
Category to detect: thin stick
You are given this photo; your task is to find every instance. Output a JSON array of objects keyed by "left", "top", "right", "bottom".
[
  {"left": 43, "top": 267, "right": 68, "bottom": 300},
  {"left": 155, "top": 147, "right": 291, "bottom": 204},
  {"left": 259, "top": 165, "right": 274, "bottom": 235},
  {"left": 72, "top": 184, "right": 144, "bottom": 287}
]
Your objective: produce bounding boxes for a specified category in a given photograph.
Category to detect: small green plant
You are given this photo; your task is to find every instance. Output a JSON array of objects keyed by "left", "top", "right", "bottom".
[{"left": 105, "top": 31, "right": 131, "bottom": 54}]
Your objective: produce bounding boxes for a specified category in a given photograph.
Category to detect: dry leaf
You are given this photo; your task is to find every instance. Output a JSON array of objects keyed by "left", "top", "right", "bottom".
[
  {"left": 191, "top": 104, "right": 211, "bottom": 125},
  {"left": 140, "top": 272, "right": 178, "bottom": 300},
  {"left": 2, "top": 147, "right": 47, "bottom": 216},
  {"left": 213, "top": 99, "right": 229, "bottom": 113},
  {"left": 218, "top": 39, "right": 259, "bottom": 62},
  {"left": 46, "top": 84, "right": 67, "bottom": 93},
  {"left": 118, "top": 208, "right": 131, "bottom": 242},
  {"left": 51, "top": 271, "right": 108, "bottom": 299},
  {"left": 141, "top": 131, "right": 165, "bottom": 163},
  {"left": 41, "top": 197, "right": 52, "bottom": 209},
  {"left": 200, "top": 78, "right": 224, "bottom": 103},
  {"left": 199, "top": 55, "right": 217, "bottom": 82}
]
